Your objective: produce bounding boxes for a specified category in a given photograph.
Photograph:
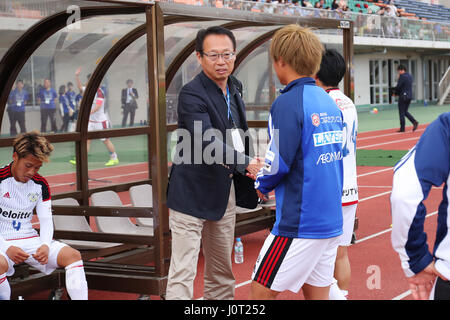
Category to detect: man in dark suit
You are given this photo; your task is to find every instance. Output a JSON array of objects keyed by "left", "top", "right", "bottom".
[
  {"left": 166, "top": 26, "right": 260, "bottom": 300},
  {"left": 121, "top": 79, "right": 138, "bottom": 127},
  {"left": 392, "top": 64, "right": 418, "bottom": 132}
]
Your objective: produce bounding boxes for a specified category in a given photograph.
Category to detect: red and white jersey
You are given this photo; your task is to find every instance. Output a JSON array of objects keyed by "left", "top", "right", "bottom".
[
  {"left": 89, "top": 88, "right": 107, "bottom": 123},
  {"left": 326, "top": 88, "right": 358, "bottom": 205},
  {"left": 0, "top": 163, "right": 52, "bottom": 251}
]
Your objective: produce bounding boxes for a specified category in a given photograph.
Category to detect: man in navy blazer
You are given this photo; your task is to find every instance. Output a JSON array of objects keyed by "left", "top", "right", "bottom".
[
  {"left": 392, "top": 64, "right": 418, "bottom": 132},
  {"left": 166, "top": 26, "right": 259, "bottom": 300}
]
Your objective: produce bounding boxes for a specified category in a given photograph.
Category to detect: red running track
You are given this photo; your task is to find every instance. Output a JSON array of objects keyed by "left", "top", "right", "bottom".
[{"left": 29, "top": 121, "right": 444, "bottom": 300}]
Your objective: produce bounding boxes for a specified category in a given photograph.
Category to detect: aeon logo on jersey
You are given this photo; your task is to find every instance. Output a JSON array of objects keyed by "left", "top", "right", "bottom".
[
  {"left": 313, "top": 130, "right": 343, "bottom": 147},
  {"left": 316, "top": 151, "right": 343, "bottom": 165}
]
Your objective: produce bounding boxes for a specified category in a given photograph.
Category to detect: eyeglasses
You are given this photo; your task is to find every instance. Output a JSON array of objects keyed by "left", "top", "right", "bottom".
[{"left": 202, "top": 51, "right": 236, "bottom": 62}]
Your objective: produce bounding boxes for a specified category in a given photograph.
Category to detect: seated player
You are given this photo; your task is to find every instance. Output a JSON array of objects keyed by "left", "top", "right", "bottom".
[{"left": 0, "top": 131, "right": 88, "bottom": 300}]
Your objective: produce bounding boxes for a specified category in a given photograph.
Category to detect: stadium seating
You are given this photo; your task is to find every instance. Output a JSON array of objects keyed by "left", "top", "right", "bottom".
[
  {"left": 129, "top": 184, "right": 154, "bottom": 227},
  {"left": 90, "top": 190, "right": 154, "bottom": 236},
  {"left": 52, "top": 198, "right": 121, "bottom": 249},
  {"left": 394, "top": 0, "right": 450, "bottom": 23}
]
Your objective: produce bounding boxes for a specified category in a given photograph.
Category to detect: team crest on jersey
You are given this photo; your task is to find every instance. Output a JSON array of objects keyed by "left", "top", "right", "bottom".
[
  {"left": 311, "top": 113, "right": 320, "bottom": 127},
  {"left": 27, "top": 193, "right": 38, "bottom": 202},
  {"left": 335, "top": 99, "right": 344, "bottom": 111}
]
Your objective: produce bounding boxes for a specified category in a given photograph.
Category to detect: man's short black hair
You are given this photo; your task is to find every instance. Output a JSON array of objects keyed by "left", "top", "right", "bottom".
[
  {"left": 397, "top": 64, "right": 407, "bottom": 72},
  {"left": 195, "top": 26, "right": 237, "bottom": 54},
  {"left": 316, "top": 49, "right": 346, "bottom": 87}
]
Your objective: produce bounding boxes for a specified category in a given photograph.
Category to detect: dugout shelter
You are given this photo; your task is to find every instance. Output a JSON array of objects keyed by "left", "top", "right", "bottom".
[{"left": 0, "top": 0, "right": 353, "bottom": 299}]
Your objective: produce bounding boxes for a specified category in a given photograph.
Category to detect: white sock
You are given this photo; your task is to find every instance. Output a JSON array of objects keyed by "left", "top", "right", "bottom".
[
  {"left": 341, "top": 289, "right": 349, "bottom": 298},
  {"left": 65, "top": 260, "right": 88, "bottom": 300},
  {"left": 329, "top": 281, "right": 347, "bottom": 300},
  {"left": 109, "top": 152, "right": 118, "bottom": 160},
  {"left": 0, "top": 273, "right": 11, "bottom": 300}
]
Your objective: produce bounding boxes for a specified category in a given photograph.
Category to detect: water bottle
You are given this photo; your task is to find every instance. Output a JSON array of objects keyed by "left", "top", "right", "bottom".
[{"left": 234, "top": 238, "right": 244, "bottom": 264}]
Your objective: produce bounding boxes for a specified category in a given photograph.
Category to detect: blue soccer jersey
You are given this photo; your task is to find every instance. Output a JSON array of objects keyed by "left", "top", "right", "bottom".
[
  {"left": 255, "top": 77, "right": 344, "bottom": 239},
  {"left": 391, "top": 112, "right": 450, "bottom": 279}
]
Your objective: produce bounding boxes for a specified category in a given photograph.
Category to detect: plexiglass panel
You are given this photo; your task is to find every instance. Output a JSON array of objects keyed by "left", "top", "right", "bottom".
[
  {"left": 98, "top": 33, "right": 148, "bottom": 128},
  {"left": 1, "top": 13, "right": 146, "bottom": 136},
  {"left": 87, "top": 134, "right": 149, "bottom": 188},
  {"left": 0, "top": 0, "right": 122, "bottom": 62}
]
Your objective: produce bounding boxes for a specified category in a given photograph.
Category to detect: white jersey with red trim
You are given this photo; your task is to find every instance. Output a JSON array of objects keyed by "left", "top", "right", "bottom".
[
  {"left": 327, "top": 88, "right": 358, "bottom": 205},
  {"left": 89, "top": 88, "right": 107, "bottom": 123},
  {"left": 0, "top": 163, "right": 52, "bottom": 250}
]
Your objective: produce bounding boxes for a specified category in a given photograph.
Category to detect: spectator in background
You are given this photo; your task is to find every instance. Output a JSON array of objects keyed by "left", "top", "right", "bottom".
[
  {"left": 7, "top": 80, "right": 29, "bottom": 136},
  {"left": 37, "top": 79, "right": 58, "bottom": 133},
  {"left": 391, "top": 64, "right": 418, "bottom": 132},
  {"left": 121, "top": 79, "right": 139, "bottom": 127},
  {"left": 331, "top": 0, "right": 338, "bottom": 9},
  {"left": 65, "top": 82, "right": 79, "bottom": 132},
  {"left": 66, "top": 82, "right": 77, "bottom": 117},
  {"left": 58, "top": 85, "right": 73, "bottom": 133},
  {"left": 387, "top": 0, "right": 399, "bottom": 16}
]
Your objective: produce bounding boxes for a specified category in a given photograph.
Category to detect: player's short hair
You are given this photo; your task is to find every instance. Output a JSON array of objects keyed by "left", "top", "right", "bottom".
[
  {"left": 397, "top": 64, "right": 407, "bottom": 72},
  {"left": 13, "top": 131, "right": 54, "bottom": 162},
  {"left": 316, "top": 48, "right": 346, "bottom": 87},
  {"left": 270, "top": 24, "right": 324, "bottom": 77}
]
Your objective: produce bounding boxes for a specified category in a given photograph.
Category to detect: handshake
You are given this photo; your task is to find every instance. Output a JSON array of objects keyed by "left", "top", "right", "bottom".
[{"left": 245, "top": 157, "right": 268, "bottom": 202}]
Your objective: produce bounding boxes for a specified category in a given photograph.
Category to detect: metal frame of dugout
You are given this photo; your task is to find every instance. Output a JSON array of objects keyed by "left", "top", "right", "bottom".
[{"left": 0, "top": 0, "right": 354, "bottom": 299}]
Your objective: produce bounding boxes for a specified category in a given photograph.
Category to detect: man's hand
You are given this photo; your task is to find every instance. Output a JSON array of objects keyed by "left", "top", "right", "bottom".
[
  {"left": 32, "top": 244, "right": 49, "bottom": 265},
  {"left": 256, "top": 190, "right": 269, "bottom": 202},
  {"left": 6, "top": 246, "right": 30, "bottom": 264},
  {"left": 75, "top": 67, "right": 81, "bottom": 77},
  {"left": 245, "top": 157, "right": 263, "bottom": 181},
  {"left": 408, "top": 261, "right": 447, "bottom": 300}
]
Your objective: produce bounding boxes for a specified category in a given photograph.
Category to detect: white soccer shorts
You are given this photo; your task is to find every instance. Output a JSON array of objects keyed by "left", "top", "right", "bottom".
[
  {"left": 338, "top": 204, "right": 357, "bottom": 246},
  {"left": 0, "top": 236, "right": 67, "bottom": 276},
  {"left": 252, "top": 233, "right": 340, "bottom": 293}
]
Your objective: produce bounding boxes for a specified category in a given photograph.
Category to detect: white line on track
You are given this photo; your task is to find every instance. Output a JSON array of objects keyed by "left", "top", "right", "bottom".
[
  {"left": 357, "top": 137, "right": 419, "bottom": 149},
  {"left": 358, "top": 185, "right": 392, "bottom": 188},
  {"left": 359, "top": 191, "right": 392, "bottom": 202},
  {"left": 357, "top": 129, "right": 424, "bottom": 142},
  {"left": 50, "top": 170, "right": 148, "bottom": 188},
  {"left": 357, "top": 167, "right": 392, "bottom": 177},
  {"left": 392, "top": 290, "right": 412, "bottom": 300},
  {"left": 355, "top": 211, "right": 437, "bottom": 245}
]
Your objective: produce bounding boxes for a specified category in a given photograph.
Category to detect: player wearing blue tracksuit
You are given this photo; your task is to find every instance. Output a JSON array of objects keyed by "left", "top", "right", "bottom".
[
  {"left": 255, "top": 77, "right": 344, "bottom": 239},
  {"left": 251, "top": 76, "right": 344, "bottom": 294},
  {"left": 391, "top": 112, "right": 450, "bottom": 299}
]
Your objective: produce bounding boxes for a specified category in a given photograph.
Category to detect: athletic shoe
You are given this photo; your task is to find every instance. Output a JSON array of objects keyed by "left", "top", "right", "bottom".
[
  {"left": 413, "top": 121, "right": 419, "bottom": 131},
  {"left": 105, "top": 159, "right": 119, "bottom": 166}
]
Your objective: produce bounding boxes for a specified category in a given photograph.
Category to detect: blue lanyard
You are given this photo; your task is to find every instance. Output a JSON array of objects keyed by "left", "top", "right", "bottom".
[{"left": 224, "top": 86, "right": 236, "bottom": 127}]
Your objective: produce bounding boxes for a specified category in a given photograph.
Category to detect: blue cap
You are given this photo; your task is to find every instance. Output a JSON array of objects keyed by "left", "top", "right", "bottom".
[{"left": 236, "top": 238, "right": 241, "bottom": 242}]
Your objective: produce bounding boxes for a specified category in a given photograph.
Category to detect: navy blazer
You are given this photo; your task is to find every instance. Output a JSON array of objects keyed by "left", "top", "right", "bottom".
[
  {"left": 394, "top": 72, "right": 413, "bottom": 101},
  {"left": 167, "top": 71, "right": 259, "bottom": 221}
]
